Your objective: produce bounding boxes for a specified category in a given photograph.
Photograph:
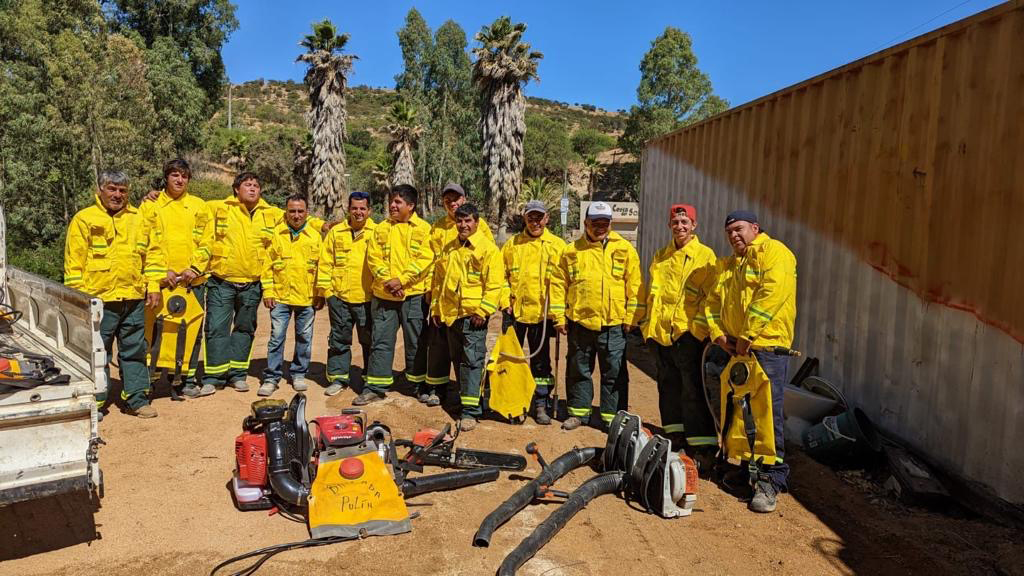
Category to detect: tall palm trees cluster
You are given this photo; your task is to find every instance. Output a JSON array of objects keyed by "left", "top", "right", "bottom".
[{"left": 297, "top": 15, "right": 543, "bottom": 229}]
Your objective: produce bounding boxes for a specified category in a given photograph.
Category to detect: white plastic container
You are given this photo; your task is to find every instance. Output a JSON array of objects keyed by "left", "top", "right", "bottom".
[{"left": 232, "top": 473, "right": 265, "bottom": 503}]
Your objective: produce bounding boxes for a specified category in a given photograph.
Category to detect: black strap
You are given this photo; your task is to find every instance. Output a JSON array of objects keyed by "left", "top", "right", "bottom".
[
  {"left": 719, "top": 388, "right": 735, "bottom": 465},
  {"left": 172, "top": 321, "right": 187, "bottom": 381},
  {"left": 603, "top": 411, "right": 627, "bottom": 471},
  {"left": 149, "top": 316, "right": 165, "bottom": 371}
]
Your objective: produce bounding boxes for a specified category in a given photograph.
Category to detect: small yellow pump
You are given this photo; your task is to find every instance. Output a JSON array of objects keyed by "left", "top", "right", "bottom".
[
  {"left": 486, "top": 327, "right": 537, "bottom": 420},
  {"left": 145, "top": 285, "right": 204, "bottom": 382},
  {"left": 719, "top": 355, "right": 780, "bottom": 466}
]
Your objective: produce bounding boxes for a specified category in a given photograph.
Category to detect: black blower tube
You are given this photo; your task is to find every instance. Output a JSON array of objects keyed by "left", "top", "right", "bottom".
[
  {"left": 402, "top": 466, "right": 500, "bottom": 498},
  {"left": 266, "top": 419, "right": 309, "bottom": 506},
  {"left": 497, "top": 471, "right": 625, "bottom": 576},
  {"left": 473, "top": 446, "right": 602, "bottom": 548}
]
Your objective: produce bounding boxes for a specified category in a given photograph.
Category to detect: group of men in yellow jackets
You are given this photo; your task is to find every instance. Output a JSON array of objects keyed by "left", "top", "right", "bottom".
[{"left": 65, "top": 159, "right": 797, "bottom": 513}]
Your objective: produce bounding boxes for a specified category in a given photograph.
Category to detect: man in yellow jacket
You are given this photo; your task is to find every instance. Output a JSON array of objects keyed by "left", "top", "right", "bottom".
[
  {"left": 499, "top": 200, "right": 565, "bottom": 425},
  {"left": 550, "top": 202, "right": 644, "bottom": 431},
  {"left": 316, "top": 191, "right": 375, "bottom": 396},
  {"left": 642, "top": 204, "right": 717, "bottom": 462},
  {"left": 138, "top": 159, "right": 212, "bottom": 396},
  {"left": 429, "top": 204, "right": 503, "bottom": 430},
  {"left": 257, "top": 195, "right": 323, "bottom": 396},
  {"left": 355, "top": 184, "right": 434, "bottom": 405},
  {"left": 705, "top": 210, "right": 797, "bottom": 513},
  {"left": 64, "top": 171, "right": 165, "bottom": 418}
]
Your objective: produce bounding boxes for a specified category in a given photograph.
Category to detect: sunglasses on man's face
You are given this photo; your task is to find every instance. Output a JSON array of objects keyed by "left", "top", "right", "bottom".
[{"left": 350, "top": 191, "right": 370, "bottom": 200}]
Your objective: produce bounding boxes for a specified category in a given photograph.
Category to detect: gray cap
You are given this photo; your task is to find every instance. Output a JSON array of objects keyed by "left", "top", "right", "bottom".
[
  {"left": 441, "top": 182, "right": 465, "bottom": 197},
  {"left": 524, "top": 200, "right": 547, "bottom": 214},
  {"left": 586, "top": 201, "right": 614, "bottom": 220}
]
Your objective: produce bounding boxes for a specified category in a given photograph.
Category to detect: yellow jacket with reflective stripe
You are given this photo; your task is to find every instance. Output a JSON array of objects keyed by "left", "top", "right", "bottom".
[
  {"left": 430, "top": 229, "right": 504, "bottom": 325},
  {"left": 499, "top": 229, "right": 566, "bottom": 324},
  {"left": 261, "top": 221, "right": 322, "bottom": 306},
  {"left": 642, "top": 235, "right": 717, "bottom": 346},
  {"left": 366, "top": 214, "right": 434, "bottom": 301},
  {"left": 550, "top": 231, "right": 644, "bottom": 331},
  {"left": 428, "top": 216, "right": 493, "bottom": 290},
  {"left": 705, "top": 233, "right": 797, "bottom": 348},
  {"left": 64, "top": 197, "right": 165, "bottom": 301},
  {"left": 138, "top": 190, "right": 213, "bottom": 283},
  {"left": 316, "top": 218, "right": 377, "bottom": 303}
]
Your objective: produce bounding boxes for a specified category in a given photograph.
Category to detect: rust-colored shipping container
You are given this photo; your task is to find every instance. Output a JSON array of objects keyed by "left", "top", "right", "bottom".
[{"left": 640, "top": 1, "right": 1023, "bottom": 506}]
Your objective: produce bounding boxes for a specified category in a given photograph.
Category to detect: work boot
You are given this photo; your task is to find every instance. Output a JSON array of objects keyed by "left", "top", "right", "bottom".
[
  {"left": 181, "top": 384, "right": 201, "bottom": 398},
  {"left": 691, "top": 448, "right": 719, "bottom": 479},
  {"left": 417, "top": 391, "right": 431, "bottom": 403},
  {"left": 130, "top": 404, "right": 158, "bottom": 419},
  {"left": 534, "top": 401, "right": 551, "bottom": 425},
  {"left": 560, "top": 416, "right": 583, "bottom": 431},
  {"left": 196, "top": 383, "right": 217, "bottom": 397},
  {"left": 258, "top": 380, "right": 278, "bottom": 397},
  {"left": 229, "top": 378, "right": 249, "bottom": 392},
  {"left": 426, "top": 393, "right": 441, "bottom": 407},
  {"left": 324, "top": 382, "right": 345, "bottom": 397},
  {"left": 292, "top": 375, "right": 308, "bottom": 392},
  {"left": 352, "top": 390, "right": 384, "bottom": 406},
  {"left": 749, "top": 479, "right": 779, "bottom": 513},
  {"left": 459, "top": 417, "right": 478, "bottom": 432}
]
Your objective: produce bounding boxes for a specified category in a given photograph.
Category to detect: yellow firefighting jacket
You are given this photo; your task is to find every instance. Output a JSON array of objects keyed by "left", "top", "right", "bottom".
[
  {"left": 139, "top": 190, "right": 213, "bottom": 284},
  {"left": 550, "top": 231, "right": 644, "bottom": 331},
  {"left": 261, "top": 220, "right": 323, "bottom": 306},
  {"left": 642, "top": 235, "right": 717, "bottom": 346},
  {"left": 367, "top": 214, "right": 434, "bottom": 301},
  {"left": 317, "top": 217, "right": 377, "bottom": 304},
  {"left": 429, "top": 216, "right": 493, "bottom": 290},
  {"left": 64, "top": 197, "right": 165, "bottom": 301},
  {"left": 206, "top": 195, "right": 325, "bottom": 283},
  {"left": 430, "top": 229, "right": 504, "bottom": 325},
  {"left": 705, "top": 233, "right": 797, "bottom": 348},
  {"left": 499, "top": 229, "right": 566, "bottom": 324}
]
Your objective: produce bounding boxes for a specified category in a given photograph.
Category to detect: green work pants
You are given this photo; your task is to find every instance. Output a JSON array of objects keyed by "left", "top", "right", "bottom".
[
  {"left": 100, "top": 299, "right": 150, "bottom": 410},
  {"left": 445, "top": 317, "right": 487, "bottom": 418},
  {"left": 365, "top": 294, "right": 428, "bottom": 394},
  {"left": 565, "top": 321, "right": 629, "bottom": 425},
  {"left": 425, "top": 323, "right": 451, "bottom": 393},
  {"left": 326, "top": 297, "right": 371, "bottom": 386},
  {"left": 202, "top": 276, "right": 261, "bottom": 386},
  {"left": 655, "top": 332, "right": 717, "bottom": 448}
]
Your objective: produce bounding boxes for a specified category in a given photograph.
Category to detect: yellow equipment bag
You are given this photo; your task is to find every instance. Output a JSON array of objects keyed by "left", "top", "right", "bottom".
[
  {"left": 308, "top": 445, "right": 412, "bottom": 539},
  {"left": 719, "top": 355, "right": 780, "bottom": 466},
  {"left": 145, "top": 286, "right": 204, "bottom": 381},
  {"left": 486, "top": 327, "right": 536, "bottom": 420}
]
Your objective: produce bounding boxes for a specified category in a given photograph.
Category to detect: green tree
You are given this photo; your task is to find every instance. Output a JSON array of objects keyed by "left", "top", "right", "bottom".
[
  {"left": 571, "top": 127, "right": 615, "bottom": 158},
  {"left": 298, "top": 19, "right": 356, "bottom": 218},
  {"left": 394, "top": 8, "right": 432, "bottom": 97},
  {"left": 472, "top": 16, "right": 542, "bottom": 236},
  {"left": 523, "top": 112, "right": 574, "bottom": 179},
  {"left": 145, "top": 35, "right": 208, "bottom": 152}
]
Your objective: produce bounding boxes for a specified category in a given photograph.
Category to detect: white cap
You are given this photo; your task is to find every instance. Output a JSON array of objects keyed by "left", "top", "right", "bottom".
[{"left": 586, "top": 201, "right": 614, "bottom": 220}]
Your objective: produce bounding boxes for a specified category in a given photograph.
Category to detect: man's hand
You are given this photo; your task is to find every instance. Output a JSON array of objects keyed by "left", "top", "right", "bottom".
[
  {"left": 144, "top": 189, "right": 160, "bottom": 202},
  {"left": 470, "top": 314, "right": 487, "bottom": 328},
  {"left": 431, "top": 315, "right": 442, "bottom": 328},
  {"left": 321, "top": 219, "right": 341, "bottom": 234},
  {"left": 263, "top": 298, "right": 276, "bottom": 309},
  {"left": 179, "top": 268, "right": 200, "bottom": 287},
  {"left": 715, "top": 335, "right": 737, "bottom": 356},
  {"left": 555, "top": 324, "right": 567, "bottom": 336},
  {"left": 383, "top": 278, "right": 402, "bottom": 295},
  {"left": 623, "top": 323, "right": 635, "bottom": 333},
  {"left": 145, "top": 291, "right": 162, "bottom": 310},
  {"left": 160, "top": 270, "right": 178, "bottom": 289},
  {"left": 735, "top": 337, "right": 752, "bottom": 357},
  {"left": 503, "top": 307, "right": 513, "bottom": 315},
  {"left": 312, "top": 297, "right": 325, "bottom": 310}
]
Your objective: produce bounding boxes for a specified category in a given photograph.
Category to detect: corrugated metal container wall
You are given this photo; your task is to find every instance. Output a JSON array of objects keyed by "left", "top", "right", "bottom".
[{"left": 639, "top": 1, "right": 1024, "bottom": 505}]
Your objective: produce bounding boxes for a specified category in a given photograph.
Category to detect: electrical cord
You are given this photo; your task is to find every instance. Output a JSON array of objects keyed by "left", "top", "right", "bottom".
[{"left": 209, "top": 535, "right": 359, "bottom": 576}]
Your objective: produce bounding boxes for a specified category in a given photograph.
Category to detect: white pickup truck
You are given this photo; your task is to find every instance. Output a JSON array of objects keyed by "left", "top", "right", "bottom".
[{"left": 0, "top": 208, "right": 106, "bottom": 506}]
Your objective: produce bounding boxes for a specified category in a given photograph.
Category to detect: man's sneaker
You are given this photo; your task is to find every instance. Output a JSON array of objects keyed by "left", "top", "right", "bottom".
[
  {"left": 97, "top": 410, "right": 106, "bottom": 422},
  {"left": 324, "top": 382, "right": 345, "bottom": 396},
  {"left": 229, "top": 378, "right": 249, "bottom": 392},
  {"left": 258, "top": 380, "right": 278, "bottom": 397},
  {"left": 292, "top": 375, "right": 308, "bottom": 392},
  {"left": 352, "top": 390, "right": 384, "bottom": 406},
  {"left": 426, "top": 393, "right": 441, "bottom": 407},
  {"left": 182, "top": 384, "right": 201, "bottom": 398},
  {"left": 560, "top": 416, "right": 583, "bottom": 431},
  {"left": 534, "top": 402, "right": 551, "bottom": 425},
  {"left": 130, "top": 404, "right": 158, "bottom": 419},
  {"left": 749, "top": 479, "right": 779, "bottom": 513},
  {"left": 417, "top": 392, "right": 431, "bottom": 404},
  {"left": 196, "top": 384, "right": 217, "bottom": 397},
  {"left": 459, "top": 417, "right": 478, "bottom": 432}
]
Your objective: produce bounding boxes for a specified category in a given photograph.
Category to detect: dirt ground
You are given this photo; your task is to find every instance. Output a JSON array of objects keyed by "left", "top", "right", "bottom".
[{"left": 2, "top": 309, "right": 1022, "bottom": 576}]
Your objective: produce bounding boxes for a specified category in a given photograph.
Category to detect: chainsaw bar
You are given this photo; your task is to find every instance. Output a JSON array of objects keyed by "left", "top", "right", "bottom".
[{"left": 418, "top": 448, "right": 527, "bottom": 471}]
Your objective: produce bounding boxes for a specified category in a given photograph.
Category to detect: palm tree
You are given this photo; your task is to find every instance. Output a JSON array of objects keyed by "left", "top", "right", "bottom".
[
  {"left": 518, "top": 176, "right": 561, "bottom": 214},
  {"left": 297, "top": 19, "right": 357, "bottom": 218},
  {"left": 385, "top": 100, "right": 422, "bottom": 189},
  {"left": 472, "top": 16, "right": 542, "bottom": 238},
  {"left": 583, "top": 154, "right": 605, "bottom": 197},
  {"left": 371, "top": 153, "right": 392, "bottom": 208}
]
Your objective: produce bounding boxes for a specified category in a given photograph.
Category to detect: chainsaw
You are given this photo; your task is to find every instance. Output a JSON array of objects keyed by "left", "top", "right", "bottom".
[{"left": 395, "top": 422, "right": 527, "bottom": 472}]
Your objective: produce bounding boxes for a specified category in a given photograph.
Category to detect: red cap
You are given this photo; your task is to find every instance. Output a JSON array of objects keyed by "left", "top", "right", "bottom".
[
  {"left": 339, "top": 457, "right": 365, "bottom": 479},
  {"left": 670, "top": 203, "right": 697, "bottom": 223}
]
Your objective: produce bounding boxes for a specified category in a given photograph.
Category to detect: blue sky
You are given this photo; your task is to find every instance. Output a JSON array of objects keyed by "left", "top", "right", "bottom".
[{"left": 223, "top": 0, "right": 1005, "bottom": 111}]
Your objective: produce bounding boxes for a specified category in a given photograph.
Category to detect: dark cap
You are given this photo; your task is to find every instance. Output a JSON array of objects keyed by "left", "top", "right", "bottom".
[
  {"left": 441, "top": 182, "right": 465, "bottom": 197},
  {"left": 724, "top": 210, "right": 758, "bottom": 227}
]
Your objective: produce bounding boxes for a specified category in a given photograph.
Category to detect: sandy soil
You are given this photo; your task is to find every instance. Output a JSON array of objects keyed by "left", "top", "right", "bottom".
[{"left": 2, "top": 309, "right": 1022, "bottom": 576}]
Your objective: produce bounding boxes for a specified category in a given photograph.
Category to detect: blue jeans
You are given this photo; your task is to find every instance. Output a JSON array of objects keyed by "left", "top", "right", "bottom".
[
  {"left": 752, "top": 349, "right": 790, "bottom": 490},
  {"left": 262, "top": 303, "right": 315, "bottom": 383}
]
